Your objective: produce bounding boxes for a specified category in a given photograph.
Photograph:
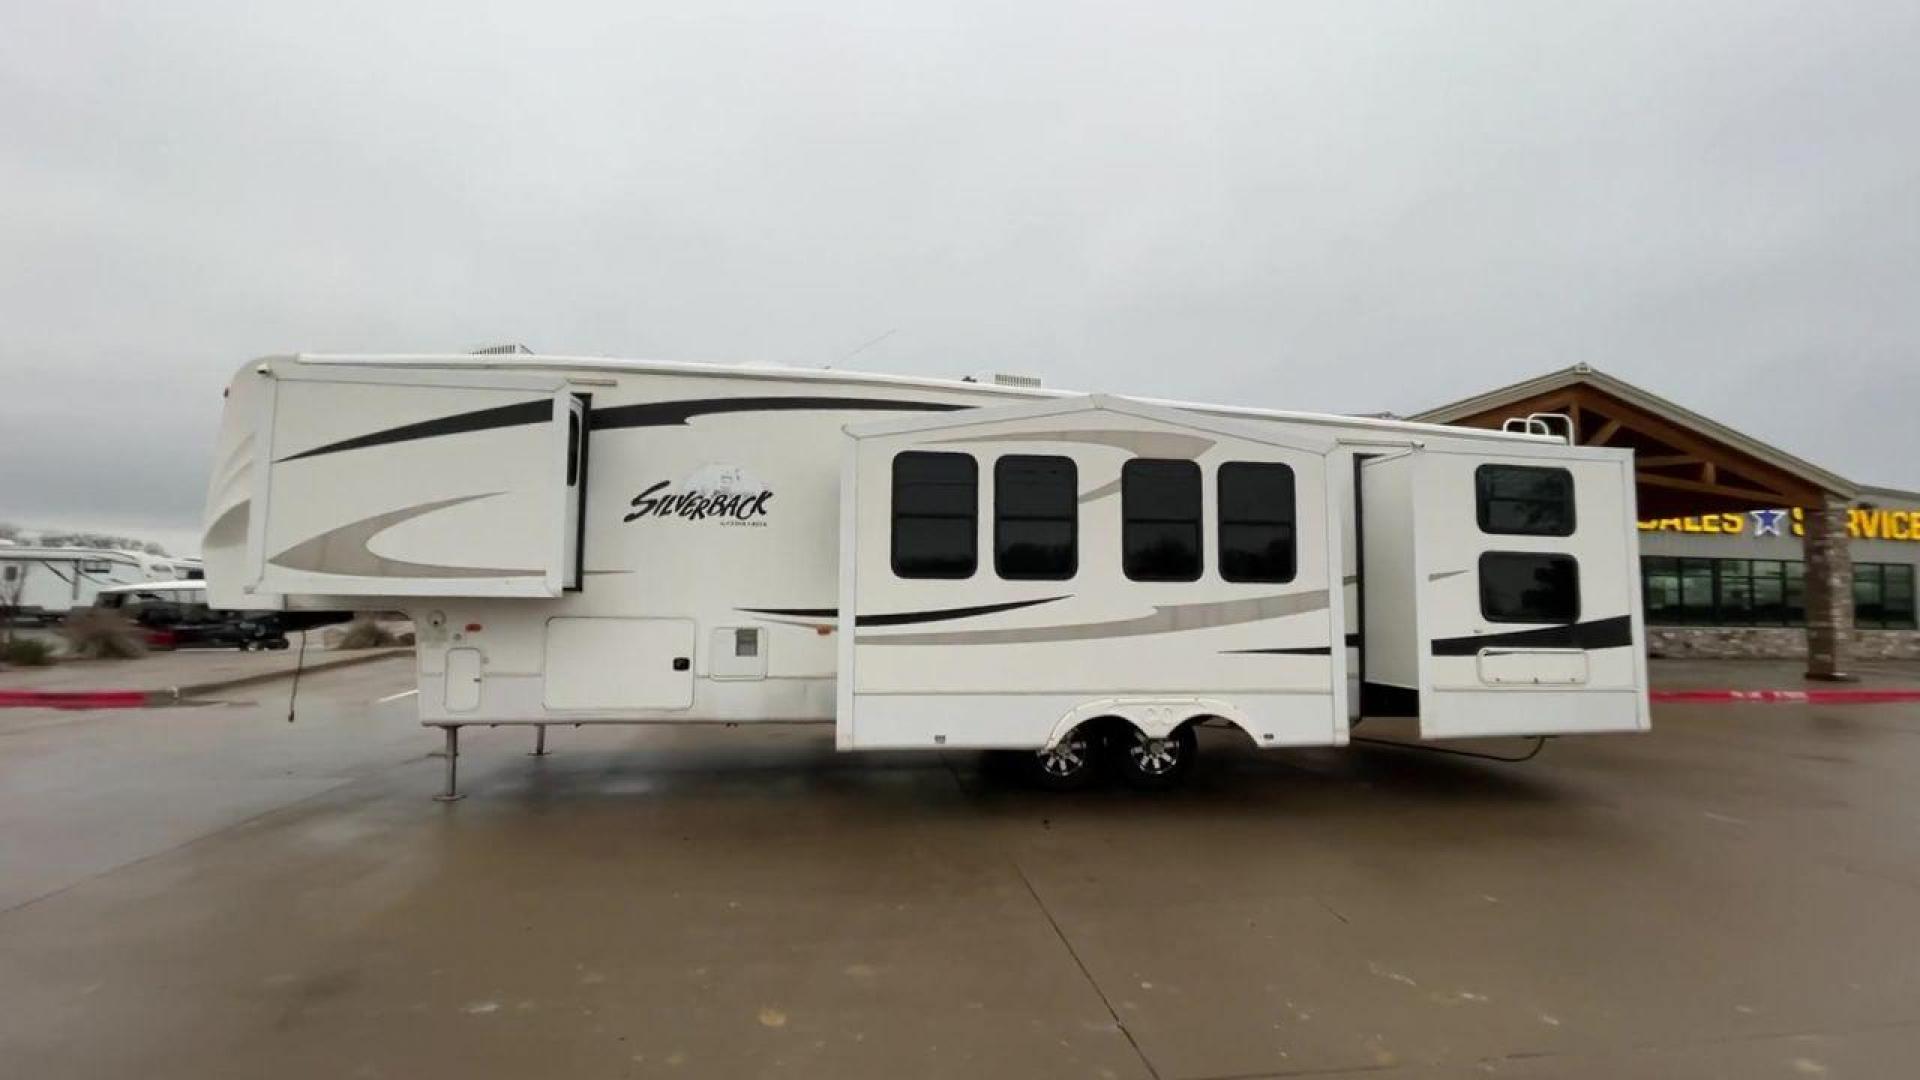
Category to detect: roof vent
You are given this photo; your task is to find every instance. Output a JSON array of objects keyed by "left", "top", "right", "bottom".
[
  {"left": 472, "top": 343, "right": 534, "bottom": 355},
  {"left": 963, "top": 371, "right": 1043, "bottom": 388}
]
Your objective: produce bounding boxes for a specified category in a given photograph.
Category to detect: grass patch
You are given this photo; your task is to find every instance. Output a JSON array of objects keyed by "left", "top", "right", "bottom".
[{"left": 2, "top": 636, "right": 55, "bottom": 666}]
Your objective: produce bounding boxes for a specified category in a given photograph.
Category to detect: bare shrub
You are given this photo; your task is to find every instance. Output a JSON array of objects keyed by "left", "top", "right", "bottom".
[
  {"left": 337, "top": 618, "right": 398, "bottom": 650},
  {"left": 59, "top": 609, "right": 148, "bottom": 659}
]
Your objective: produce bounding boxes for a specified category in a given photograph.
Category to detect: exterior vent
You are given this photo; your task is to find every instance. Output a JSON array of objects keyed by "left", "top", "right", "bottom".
[
  {"left": 963, "top": 371, "right": 1044, "bottom": 388},
  {"left": 472, "top": 343, "right": 534, "bottom": 355}
]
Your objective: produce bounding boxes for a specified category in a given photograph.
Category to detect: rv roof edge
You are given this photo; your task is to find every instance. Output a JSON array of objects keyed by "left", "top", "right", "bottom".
[
  {"left": 843, "top": 393, "right": 1340, "bottom": 457},
  {"left": 279, "top": 352, "right": 1562, "bottom": 446}
]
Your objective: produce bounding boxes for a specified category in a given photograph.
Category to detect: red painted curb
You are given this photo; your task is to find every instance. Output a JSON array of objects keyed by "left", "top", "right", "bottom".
[
  {"left": 1651, "top": 689, "right": 1920, "bottom": 705},
  {"left": 0, "top": 690, "right": 155, "bottom": 710}
]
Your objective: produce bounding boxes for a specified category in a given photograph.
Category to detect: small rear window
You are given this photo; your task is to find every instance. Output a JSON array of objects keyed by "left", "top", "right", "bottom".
[
  {"left": 1480, "top": 552, "right": 1580, "bottom": 624},
  {"left": 1476, "top": 465, "right": 1574, "bottom": 536}
]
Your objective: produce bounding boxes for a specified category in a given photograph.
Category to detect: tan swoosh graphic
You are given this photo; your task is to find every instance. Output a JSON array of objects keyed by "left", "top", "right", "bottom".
[
  {"left": 932, "top": 428, "right": 1216, "bottom": 459},
  {"left": 270, "top": 493, "right": 540, "bottom": 578},
  {"left": 859, "top": 589, "right": 1328, "bottom": 646}
]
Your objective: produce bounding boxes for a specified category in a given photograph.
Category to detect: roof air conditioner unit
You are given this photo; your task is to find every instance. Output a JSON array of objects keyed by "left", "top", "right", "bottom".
[{"left": 964, "top": 371, "right": 1043, "bottom": 388}]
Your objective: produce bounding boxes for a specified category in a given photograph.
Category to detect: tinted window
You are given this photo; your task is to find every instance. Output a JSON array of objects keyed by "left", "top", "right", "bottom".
[
  {"left": 995, "top": 456, "right": 1076, "bottom": 580},
  {"left": 1480, "top": 552, "right": 1580, "bottom": 623},
  {"left": 1123, "top": 459, "right": 1202, "bottom": 581},
  {"left": 1476, "top": 465, "right": 1575, "bottom": 536},
  {"left": 1642, "top": 556, "right": 1679, "bottom": 624},
  {"left": 1218, "top": 462, "right": 1296, "bottom": 583},
  {"left": 892, "top": 452, "right": 977, "bottom": 578},
  {"left": 1884, "top": 564, "right": 1917, "bottom": 630}
]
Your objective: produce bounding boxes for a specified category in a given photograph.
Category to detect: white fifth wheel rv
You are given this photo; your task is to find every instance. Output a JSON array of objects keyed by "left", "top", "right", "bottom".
[
  {"left": 201, "top": 354, "right": 1649, "bottom": 797},
  {"left": 0, "top": 547, "right": 190, "bottom": 624}
]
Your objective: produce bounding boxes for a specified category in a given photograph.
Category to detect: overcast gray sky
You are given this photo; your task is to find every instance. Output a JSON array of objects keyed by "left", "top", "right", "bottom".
[{"left": 3, "top": 1, "right": 1917, "bottom": 553}]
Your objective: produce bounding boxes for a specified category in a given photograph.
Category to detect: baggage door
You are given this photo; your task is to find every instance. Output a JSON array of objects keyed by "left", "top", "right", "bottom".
[{"left": 248, "top": 361, "right": 575, "bottom": 598}]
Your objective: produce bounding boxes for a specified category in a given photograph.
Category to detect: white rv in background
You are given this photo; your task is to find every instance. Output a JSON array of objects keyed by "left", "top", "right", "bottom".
[
  {"left": 0, "top": 547, "right": 194, "bottom": 623},
  {"left": 202, "top": 354, "right": 1649, "bottom": 797}
]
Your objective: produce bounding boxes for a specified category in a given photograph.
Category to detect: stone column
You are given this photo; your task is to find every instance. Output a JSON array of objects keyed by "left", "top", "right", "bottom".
[{"left": 1802, "top": 499, "right": 1855, "bottom": 680}]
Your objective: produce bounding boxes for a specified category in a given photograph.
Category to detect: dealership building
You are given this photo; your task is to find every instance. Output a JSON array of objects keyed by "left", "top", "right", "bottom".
[{"left": 1414, "top": 366, "right": 1918, "bottom": 674}]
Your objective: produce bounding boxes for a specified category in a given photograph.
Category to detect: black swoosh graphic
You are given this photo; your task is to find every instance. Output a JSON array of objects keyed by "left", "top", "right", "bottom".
[
  {"left": 276, "top": 395, "right": 968, "bottom": 462},
  {"left": 592, "top": 396, "right": 966, "bottom": 430},
  {"left": 738, "top": 595, "right": 1067, "bottom": 627},
  {"left": 1430, "top": 615, "right": 1634, "bottom": 656},
  {"left": 278, "top": 400, "right": 552, "bottom": 463},
  {"left": 1222, "top": 646, "right": 1333, "bottom": 656}
]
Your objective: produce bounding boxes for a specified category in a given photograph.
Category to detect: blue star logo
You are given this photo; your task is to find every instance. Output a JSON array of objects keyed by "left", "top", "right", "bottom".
[{"left": 1751, "top": 508, "right": 1785, "bottom": 537}]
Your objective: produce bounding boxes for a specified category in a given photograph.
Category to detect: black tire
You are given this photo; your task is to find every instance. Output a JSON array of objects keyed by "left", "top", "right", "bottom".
[
  {"left": 1113, "top": 724, "right": 1198, "bottom": 791},
  {"left": 1026, "top": 726, "right": 1103, "bottom": 791},
  {"left": 265, "top": 637, "right": 290, "bottom": 651}
]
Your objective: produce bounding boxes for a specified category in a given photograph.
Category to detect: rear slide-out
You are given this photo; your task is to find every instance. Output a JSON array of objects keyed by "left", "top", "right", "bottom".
[{"left": 1357, "top": 446, "right": 1650, "bottom": 739}]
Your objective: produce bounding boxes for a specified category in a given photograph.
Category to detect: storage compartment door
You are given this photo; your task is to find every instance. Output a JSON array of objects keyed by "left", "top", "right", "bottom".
[
  {"left": 445, "top": 648, "right": 483, "bottom": 713},
  {"left": 250, "top": 364, "right": 573, "bottom": 598},
  {"left": 543, "top": 617, "right": 696, "bottom": 711}
]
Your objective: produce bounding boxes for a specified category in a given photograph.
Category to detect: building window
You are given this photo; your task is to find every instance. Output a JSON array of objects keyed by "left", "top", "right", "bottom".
[
  {"left": 79, "top": 560, "right": 113, "bottom": 573},
  {"left": 891, "top": 451, "right": 977, "bottom": 579},
  {"left": 1480, "top": 552, "right": 1580, "bottom": 623},
  {"left": 1217, "top": 462, "right": 1297, "bottom": 583},
  {"left": 1856, "top": 563, "right": 1917, "bottom": 630},
  {"left": 1643, "top": 556, "right": 1680, "bottom": 624},
  {"left": 995, "top": 455, "right": 1076, "bottom": 580},
  {"left": 1639, "top": 557, "right": 1914, "bottom": 629},
  {"left": 1476, "top": 465, "right": 1575, "bottom": 537},
  {"left": 1123, "top": 459, "right": 1202, "bottom": 582}
]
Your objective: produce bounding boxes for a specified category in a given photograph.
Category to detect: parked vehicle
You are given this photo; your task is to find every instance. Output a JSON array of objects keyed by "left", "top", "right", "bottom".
[
  {"left": 89, "top": 580, "right": 345, "bottom": 650},
  {"left": 1, "top": 548, "right": 194, "bottom": 625},
  {"left": 202, "top": 354, "right": 1649, "bottom": 796}
]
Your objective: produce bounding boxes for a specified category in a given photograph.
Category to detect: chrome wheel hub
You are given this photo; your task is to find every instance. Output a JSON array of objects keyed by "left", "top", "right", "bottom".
[
  {"left": 1130, "top": 735, "right": 1181, "bottom": 775},
  {"left": 1038, "top": 737, "right": 1090, "bottom": 777}
]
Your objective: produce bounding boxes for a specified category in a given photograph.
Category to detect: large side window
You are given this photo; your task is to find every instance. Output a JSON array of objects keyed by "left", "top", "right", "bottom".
[
  {"left": 1480, "top": 552, "right": 1580, "bottom": 623},
  {"left": 1217, "top": 462, "right": 1297, "bottom": 583},
  {"left": 1476, "top": 464, "right": 1575, "bottom": 536},
  {"left": 892, "top": 452, "right": 977, "bottom": 578},
  {"left": 1123, "top": 459, "right": 1202, "bottom": 582},
  {"left": 995, "top": 455, "right": 1076, "bottom": 580}
]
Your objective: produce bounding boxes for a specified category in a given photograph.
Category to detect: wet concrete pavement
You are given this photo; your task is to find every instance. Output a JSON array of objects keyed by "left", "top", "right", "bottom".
[{"left": 3, "top": 662, "right": 1920, "bottom": 1077}]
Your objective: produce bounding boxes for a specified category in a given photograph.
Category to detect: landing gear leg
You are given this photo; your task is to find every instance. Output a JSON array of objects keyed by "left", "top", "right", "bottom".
[
  {"left": 434, "top": 726, "right": 465, "bottom": 802},
  {"left": 529, "top": 724, "right": 549, "bottom": 757}
]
